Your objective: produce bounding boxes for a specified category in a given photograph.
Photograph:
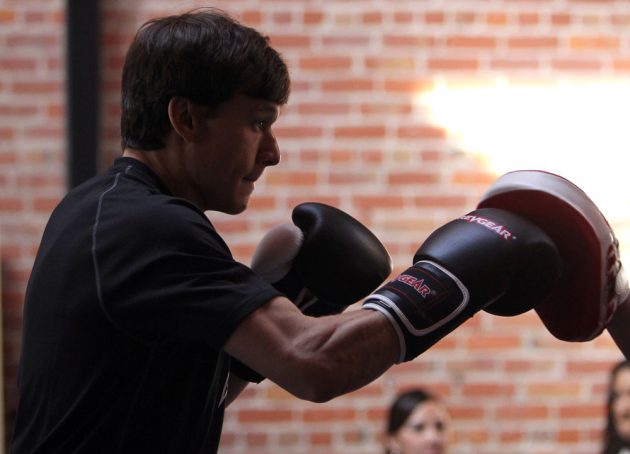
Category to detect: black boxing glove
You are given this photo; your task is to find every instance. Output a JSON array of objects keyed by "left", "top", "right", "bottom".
[
  {"left": 232, "top": 202, "right": 393, "bottom": 383},
  {"left": 251, "top": 202, "right": 393, "bottom": 316},
  {"left": 362, "top": 208, "right": 562, "bottom": 363}
]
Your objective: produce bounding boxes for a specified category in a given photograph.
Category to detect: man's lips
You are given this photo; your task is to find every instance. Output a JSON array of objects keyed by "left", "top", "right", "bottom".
[{"left": 244, "top": 172, "right": 262, "bottom": 183}]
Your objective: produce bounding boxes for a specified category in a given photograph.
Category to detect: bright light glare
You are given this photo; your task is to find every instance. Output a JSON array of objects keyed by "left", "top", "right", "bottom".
[{"left": 415, "top": 78, "right": 630, "bottom": 254}]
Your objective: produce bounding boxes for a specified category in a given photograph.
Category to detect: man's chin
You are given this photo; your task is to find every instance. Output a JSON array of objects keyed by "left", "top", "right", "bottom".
[{"left": 225, "top": 197, "right": 250, "bottom": 215}]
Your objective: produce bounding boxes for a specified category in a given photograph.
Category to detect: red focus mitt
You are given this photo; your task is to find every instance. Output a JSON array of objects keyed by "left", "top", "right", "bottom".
[{"left": 478, "top": 170, "right": 629, "bottom": 341}]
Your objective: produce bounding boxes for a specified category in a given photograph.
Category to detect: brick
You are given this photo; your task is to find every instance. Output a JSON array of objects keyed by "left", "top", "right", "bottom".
[
  {"left": 275, "top": 126, "right": 323, "bottom": 138},
  {"left": 303, "top": 408, "right": 356, "bottom": 422},
  {"left": 12, "top": 81, "right": 62, "bottom": 94},
  {"left": 246, "top": 432, "right": 268, "bottom": 446},
  {"left": 322, "top": 35, "right": 371, "bottom": 47},
  {"left": 362, "top": 11, "right": 383, "bottom": 24},
  {"left": 463, "top": 383, "right": 515, "bottom": 397},
  {"left": 351, "top": 195, "right": 404, "bottom": 209},
  {"left": 447, "top": 36, "right": 497, "bottom": 49},
  {"left": 328, "top": 171, "right": 377, "bottom": 185},
  {"left": 0, "top": 197, "right": 23, "bottom": 212},
  {"left": 611, "top": 14, "right": 630, "bottom": 26},
  {"left": 508, "top": 36, "right": 558, "bottom": 49},
  {"left": 241, "top": 10, "right": 262, "bottom": 25},
  {"left": 365, "top": 57, "right": 415, "bottom": 71},
  {"left": 334, "top": 125, "right": 386, "bottom": 139},
  {"left": 247, "top": 196, "right": 277, "bottom": 211},
  {"left": 556, "top": 430, "right": 581, "bottom": 443},
  {"left": 500, "top": 431, "right": 525, "bottom": 443},
  {"left": 266, "top": 171, "right": 318, "bottom": 186},
  {"left": 491, "top": 58, "right": 539, "bottom": 70},
  {"left": 449, "top": 405, "right": 485, "bottom": 420},
  {"left": 303, "top": 11, "right": 324, "bottom": 25},
  {"left": 383, "top": 35, "right": 436, "bottom": 47},
  {"left": 427, "top": 58, "right": 479, "bottom": 71},
  {"left": 384, "top": 79, "right": 433, "bottom": 93},
  {"left": 566, "top": 360, "right": 618, "bottom": 374},
  {"left": 496, "top": 405, "right": 549, "bottom": 420},
  {"left": 7, "top": 33, "right": 60, "bottom": 48},
  {"left": 455, "top": 12, "right": 476, "bottom": 24},
  {"left": 387, "top": 172, "right": 439, "bottom": 185},
  {"left": 551, "top": 59, "right": 603, "bottom": 71},
  {"left": 451, "top": 171, "right": 496, "bottom": 185},
  {"left": 397, "top": 125, "right": 446, "bottom": 139},
  {"left": 297, "top": 103, "right": 350, "bottom": 115},
  {"left": 299, "top": 56, "right": 352, "bottom": 71},
  {"left": 278, "top": 431, "right": 300, "bottom": 446},
  {"left": 425, "top": 11, "right": 445, "bottom": 24},
  {"left": 527, "top": 383, "right": 581, "bottom": 398},
  {"left": 310, "top": 431, "right": 333, "bottom": 445},
  {"left": 486, "top": 12, "right": 508, "bottom": 26},
  {"left": 0, "top": 58, "right": 37, "bottom": 70},
  {"left": 322, "top": 79, "right": 374, "bottom": 92},
  {"left": 558, "top": 404, "right": 604, "bottom": 419},
  {"left": 518, "top": 13, "right": 540, "bottom": 25},
  {"left": 393, "top": 11, "right": 413, "bottom": 24},
  {"left": 551, "top": 13, "right": 572, "bottom": 25},
  {"left": 569, "top": 36, "right": 620, "bottom": 50},
  {"left": 613, "top": 59, "right": 630, "bottom": 71},
  {"left": 0, "top": 9, "right": 16, "bottom": 22},
  {"left": 238, "top": 409, "right": 293, "bottom": 423},
  {"left": 360, "top": 102, "right": 412, "bottom": 115},
  {"left": 272, "top": 12, "right": 292, "bottom": 24},
  {"left": 270, "top": 34, "right": 311, "bottom": 48},
  {"left": 466, "top": 334, "right": 521, "bottom": 350}
]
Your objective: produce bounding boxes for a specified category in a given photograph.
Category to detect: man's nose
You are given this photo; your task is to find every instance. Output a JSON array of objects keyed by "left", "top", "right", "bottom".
[{"left": 258, "top": 131, "right": 280, "bottom": 166}]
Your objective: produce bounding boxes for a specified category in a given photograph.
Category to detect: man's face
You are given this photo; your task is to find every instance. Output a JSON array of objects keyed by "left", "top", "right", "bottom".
[{"left": 186, "top": 94, "right": 280, "bottom": 214}]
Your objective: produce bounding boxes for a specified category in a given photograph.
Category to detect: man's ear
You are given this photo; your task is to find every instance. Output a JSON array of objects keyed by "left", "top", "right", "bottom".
[{"left": 167, "top": 97, "right": 207, "bottom": 143}]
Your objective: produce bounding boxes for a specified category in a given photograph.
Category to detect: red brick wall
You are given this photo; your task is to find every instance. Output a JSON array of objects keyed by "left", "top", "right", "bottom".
[
  {"left": 0, "top": 0, "right": 66, "bottom": 442},
  {"left": 2, "top": 0, "right": 630, "bottom": 452}
]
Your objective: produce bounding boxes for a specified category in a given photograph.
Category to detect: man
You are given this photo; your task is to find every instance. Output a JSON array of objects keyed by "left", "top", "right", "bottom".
[
  {"left": 10, "top": 10, "right": 399, "bottom": 453},
  {"left": 10, "top": 8, "right": 627, "bottom": 454}
]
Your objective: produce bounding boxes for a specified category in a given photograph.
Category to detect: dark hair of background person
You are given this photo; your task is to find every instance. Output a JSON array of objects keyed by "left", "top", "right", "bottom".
[
  {"left": 602, "top": 360, "right": 630, "bottom": 454},
  {"left": 120, "top": 7, "right": 291, "bottom": 151},
  {"left": 385, "top": 388, "right": 437, "bottom": 454}
]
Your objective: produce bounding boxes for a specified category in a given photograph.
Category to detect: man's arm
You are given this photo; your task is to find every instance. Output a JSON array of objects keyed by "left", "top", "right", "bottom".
[
  {"left": 226, "top": 205, "right": 563, "bottom": 400},
  {"left": 608, "top": 294, "right": 630, "bottom": 359},
  {"left": 224, "top": 296, "right": 398, "bottom": 403}
]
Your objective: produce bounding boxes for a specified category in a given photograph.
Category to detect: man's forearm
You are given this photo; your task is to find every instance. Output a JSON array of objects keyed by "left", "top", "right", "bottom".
[{"left": 225, "top": 297, "right": 399, "bottom": 403}]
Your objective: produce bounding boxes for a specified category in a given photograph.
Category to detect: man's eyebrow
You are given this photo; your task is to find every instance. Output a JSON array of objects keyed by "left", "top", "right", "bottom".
[{"left": 258, "top": 105, "right": 279, "bottom": 114}]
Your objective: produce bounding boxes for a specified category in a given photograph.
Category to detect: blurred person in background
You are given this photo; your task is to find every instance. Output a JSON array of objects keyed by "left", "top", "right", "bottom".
[
  {"left": 384, "top": 388, "right": 451, "bottom": 454},
  {"left": 603, "top": 360, "right": 630, "bottom": 454}
]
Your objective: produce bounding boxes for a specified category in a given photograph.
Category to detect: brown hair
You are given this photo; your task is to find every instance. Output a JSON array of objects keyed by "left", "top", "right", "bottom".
[{"left": 120, "top": 8, "right": 290, "bottom": 150}]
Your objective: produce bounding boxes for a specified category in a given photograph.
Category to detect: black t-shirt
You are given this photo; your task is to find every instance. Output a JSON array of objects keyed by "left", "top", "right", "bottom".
[{"left": 10, "top": 157, "right": 281, "bottom": 453}]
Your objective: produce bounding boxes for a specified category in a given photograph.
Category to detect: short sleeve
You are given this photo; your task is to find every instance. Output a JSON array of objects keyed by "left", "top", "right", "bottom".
[{"left": 93, "top": 196, "right": 282, "bottom": 347}]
